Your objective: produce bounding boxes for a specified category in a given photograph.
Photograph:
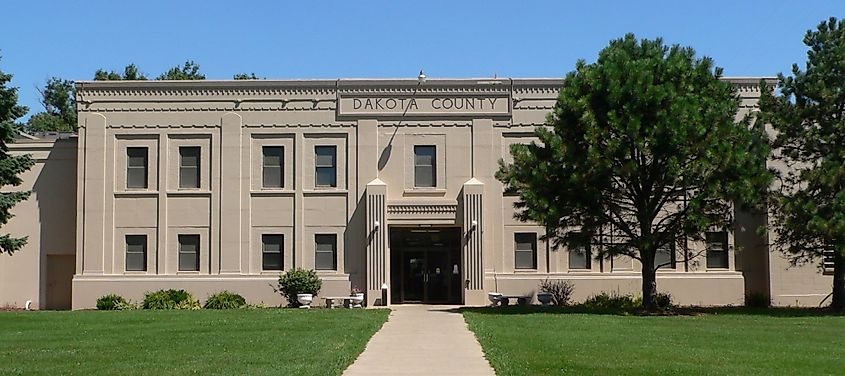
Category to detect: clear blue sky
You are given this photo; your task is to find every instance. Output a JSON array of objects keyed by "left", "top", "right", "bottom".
[{"left": 2, "top": 0, "right": 843, "bottom": 119}]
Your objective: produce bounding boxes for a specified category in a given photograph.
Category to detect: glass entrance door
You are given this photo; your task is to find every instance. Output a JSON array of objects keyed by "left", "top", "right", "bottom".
[{"left": 391, "top": 227, "right": 462, "bottom": 304}]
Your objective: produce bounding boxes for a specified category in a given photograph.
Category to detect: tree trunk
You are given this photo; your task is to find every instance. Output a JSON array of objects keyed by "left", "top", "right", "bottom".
[
  {"left": 641, "top": 253, "right": 658, "bottom": 311},
  {"left": 832, "top": 250, "right": 845, "bottom": 311}
]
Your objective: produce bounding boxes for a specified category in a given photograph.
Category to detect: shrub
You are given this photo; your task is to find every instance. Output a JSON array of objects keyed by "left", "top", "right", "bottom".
[
  {"left": 272, "top": 268, "right": 322, "bottom": 307},
  {"left": 655, "top": 292, "right": 673, "bottom": 310},
  {"left": 745, "top": 292, "right": 771, "bottom": 308},
  {"left": 582, "top": 292, "right": 640, "bottom": 312},
  {"left": 142, "top": 289, "right": 200, "bottom": 310},
  {"left": 96, "top": 294, "right": 127, "bottom": 310},
  {"left": 204, "top": 291, "right": 246, "bottom": 309},
  {"left": 539, "top": 279, "right": 575, "bottom": 306}
]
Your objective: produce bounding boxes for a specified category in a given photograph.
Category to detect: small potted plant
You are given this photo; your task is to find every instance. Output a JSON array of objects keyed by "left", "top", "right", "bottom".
[
  {"left": 271, "top": 268, "right": 322, "bottom": 308},
  {"left": 536, "top": 291, "right": 552, "bottom": 306},
  {"left": 349, "top": 286, "right": 364, "bottom": 308}
]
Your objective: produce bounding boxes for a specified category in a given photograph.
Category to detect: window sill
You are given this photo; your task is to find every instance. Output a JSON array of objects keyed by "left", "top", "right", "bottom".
[
  {"left": 167, "top": 190, "right": 212, "bottom": 196},
  {"left": 303, "top": 189, "right": 348, "bottom": 195},
  {"left": 513, "top": 268, "right": 539, "bottom": 273},
  {"left": 251, "top": 190, "right": 296, "bottom": 196},
  {"left": 403, "top": 188, "right": 447, "bottom": 197},
  {"left": 123, "top": 270, "right": 149, "bottom": 275},
  {"left": 115, "top": 190, "right": 159, "bottom": 197},
  {"left": 175, "top": 271, "right": 202, "bottom": 275}
]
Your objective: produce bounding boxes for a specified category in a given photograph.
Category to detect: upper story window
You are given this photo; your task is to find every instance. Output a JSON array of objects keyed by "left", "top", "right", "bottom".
[
  {"left": 179, "top": 146, "right": 201, "bottom": 189},
  {"left": 126, "top": 147, "right": 148, "bottom": 189},
  {"left": 414, "top": 145, "right": 436, "bottom": 188},
  {"left": 514, "top": 233, "right": 537, "bottom": 269},
  {"left": 262, "top": 146, "right": 284, "bottom": 188},
  {"left": 315, "top": 146, "right": 337, "bottom": 187},
  {"left": 705, "top": 231, "right": 729, "bottom": 269},
  {"left": 568, "top": 233, "right": 591, "bottom": 270}
]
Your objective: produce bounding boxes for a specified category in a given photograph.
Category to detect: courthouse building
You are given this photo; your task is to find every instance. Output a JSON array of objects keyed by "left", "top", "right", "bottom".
[{"left": 0, "top": 77, "right": 835, "bottom": 309}]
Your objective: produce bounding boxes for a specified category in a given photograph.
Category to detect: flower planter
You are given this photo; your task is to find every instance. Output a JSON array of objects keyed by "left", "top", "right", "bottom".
[
  {"left": 296, "top": 293, "right": 313, "bottom": 309},
  {"left": 350, "top": 293, "right": 365, "bottom": 308},
  {"left": 537, "top": 292, "right": 552, "bottom": 306},
  {"left": 487, "top": 292, "right": 503, "bottom": 307}
]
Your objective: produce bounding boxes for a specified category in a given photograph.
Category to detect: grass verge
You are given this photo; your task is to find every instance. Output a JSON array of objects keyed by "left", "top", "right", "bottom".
[
  {"left": 0, "top": 308, "right": 389, "bottom": 376},
  {"left": 463, "top": 307, "right": 845, "bottom": 375}
]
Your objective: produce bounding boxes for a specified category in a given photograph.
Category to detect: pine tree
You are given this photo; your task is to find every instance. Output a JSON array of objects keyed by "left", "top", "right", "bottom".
[
  {"left": 0, "top": 57, "right": 36, "bottom": 255},
  {"left": 759, "top": 17, "right": 845, "bottom": 311}
]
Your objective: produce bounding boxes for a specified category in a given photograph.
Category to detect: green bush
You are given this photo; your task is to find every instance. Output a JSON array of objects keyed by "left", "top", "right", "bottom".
[
  {"left": 655, "top": 292, "right": 673, "bottom": 309},
  {"left": 96, "top": 294, "right": 127, "bottom": 310},
  {"left": 582, "top": 292, "right": 641, "bottom": 312},
  {"left": 272, "top": 268, "right": 322, "bottom": 307},
  {"left": 745, "top": 292, "right": 771, "bottom": 308},
  {"left": 142, "top": 289, "right": 200, "bottom": 310},
  {"left": 204, "top": 291, "right": 246, "bottom": 309}
]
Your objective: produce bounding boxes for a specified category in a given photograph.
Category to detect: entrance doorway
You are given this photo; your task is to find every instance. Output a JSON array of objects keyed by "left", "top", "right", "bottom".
[{"left": 390, "top": 227, "right": 462, "bottom": 304}]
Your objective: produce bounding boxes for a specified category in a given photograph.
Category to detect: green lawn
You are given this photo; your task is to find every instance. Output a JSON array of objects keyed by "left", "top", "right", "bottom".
[
  {"left": 463, "top": 307, "right": 845, "bottom": 376},
  {"left": 0, "top": 308, "right": 389, "bottom": 376}
]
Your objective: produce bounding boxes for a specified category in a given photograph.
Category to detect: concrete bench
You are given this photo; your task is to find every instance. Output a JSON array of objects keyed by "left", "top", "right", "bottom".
[
  {"left": 323, "top": 296, "right": 353, "bottom": 309},
  {"left": 499, "top": 295, "right": 532, "bottom": 306}
]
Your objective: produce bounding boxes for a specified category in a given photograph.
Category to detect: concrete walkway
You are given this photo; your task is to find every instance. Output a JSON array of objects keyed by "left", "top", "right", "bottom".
[{"left": 343, "top": 305, "right": 496, "bottom": 376}]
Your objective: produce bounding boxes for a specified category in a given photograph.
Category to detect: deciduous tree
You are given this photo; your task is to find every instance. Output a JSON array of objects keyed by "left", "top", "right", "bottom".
[
  {"left": 156, "top": 60, "right": 205, "bottom": 80},
  {"left": 759, "top": 17, "right": 845, "bottom": 311},
  {"left": 497, "top": 34, "right": 770, "bottom": 310},
  {"left": 25, "top": 77, "right": 76, "bottom": 132},
  {"left": 94, "top": 64, "right": 148, "bottom": 80}
]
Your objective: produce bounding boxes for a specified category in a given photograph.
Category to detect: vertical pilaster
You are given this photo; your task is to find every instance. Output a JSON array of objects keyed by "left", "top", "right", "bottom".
[
  {"left": 365, "top": 179, "right": 388, "bottom": 306},
  {"left": 462, "top": 178, "right": 485, "bottom": 303},
  {"left": 82, "top": 113, "right": 107, "bottom": 275},
  {"left": 219, "top": 112, "right": 242, "bottom": 274}
]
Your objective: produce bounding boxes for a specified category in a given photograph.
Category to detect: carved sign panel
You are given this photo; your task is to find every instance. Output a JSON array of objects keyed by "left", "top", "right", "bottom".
[{"left": 338, "top": 94, "right": 511, "bottom": 118}]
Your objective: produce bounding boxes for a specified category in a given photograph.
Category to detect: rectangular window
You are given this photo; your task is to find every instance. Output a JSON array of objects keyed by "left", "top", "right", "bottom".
[
  {"left": 315, "top": 146, "right": 337, "bottom": 187},
  {"left": 706, "top": 231, "right": 729, "bottom": 269},
  {"left": 514, "top": 233, "right": 537, "bottom": 269},
  {"left": 822, "top": 245, "right": 835, "bottom": 275},
  {"left": 315, "top": 234, "right": 337, "bottom": 270},
  {"left": 125, "top": 235, "right": 147, "bottom": 271},
  {"left": 414, "top": 145, "right": 436, "bottom": 188},
  {"left": 178, "top": 234, "right": 200, "bottom": 271},
  {"left": 179, "top": 146, "right": 201, "bottom": 189},
  {"left": 655, "top": 239, "right": 676, "bottom": 270},
  {"left": 568, "top": 234, "right": 591, "bottom": 270},
  {"left": 262, "top": 146, "right": 284, "bottom": 188},
  {"left": 126, "top": 147, "right": 148, "bottom": 189},
  {"left": 262, "top": 234, "right": 284, "bottom": 271}
]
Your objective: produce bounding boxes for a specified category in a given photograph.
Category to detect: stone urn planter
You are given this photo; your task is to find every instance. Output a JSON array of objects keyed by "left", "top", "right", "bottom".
[
  {"left": 537, "top": 292, "right": 552, "bottom": 306},
  {"left": 487, "top": 292, "right": 503, "bottom": 307},
  {"left": 297, "top": 293, "right": 313, "bottom": 309},
  {"left": 350, "top": 293, "right": 365, "bottom": 308}
]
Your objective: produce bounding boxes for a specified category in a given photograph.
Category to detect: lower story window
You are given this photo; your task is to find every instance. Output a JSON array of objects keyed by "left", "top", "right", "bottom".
[
  {"left": 568, "top": 234, "right": 591, "bottom": 270},
  {"left": 262, "top": 234, "right": 284, "bottom": 271},
  {"left": 655, "top": 238, "right": 675, "bottom": 270},
  {"left": 706, "top": 231, "right": 729, "bottom": 269},
  {"left": 178, "top": 234, "right": 200, "bottom": 271},
  {"left": 315, "top": 234, "right": 337, "bottom": 270},
  {"left": 514, "top": 233, "right": 537, "bottom": 269},
  {"left": 125, "top": 235, "right": 147, "bottom": 272}
]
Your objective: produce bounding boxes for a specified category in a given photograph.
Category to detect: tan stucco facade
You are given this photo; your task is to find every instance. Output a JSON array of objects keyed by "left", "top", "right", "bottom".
[{"left": 0, "top": 77, "right": 833, "bottom": 309}]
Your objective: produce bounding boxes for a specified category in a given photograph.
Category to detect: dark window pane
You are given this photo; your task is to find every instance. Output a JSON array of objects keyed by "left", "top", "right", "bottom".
[
  {"left": 514, "top": 233, "right": 537, "bottom": 269},
  {"left": 655, "top": 241, "right": 675, "bottom": 269},
  {"left": 178, "top": 234, "right": 200, "bottom": 271},
  {"left": 315, "top": 234, "right": 337, "bottom": 270},
  {"left": 126, "top": 147, "right": 148, "bottom": 189},
  {"left": 125, "top": 235, "right": 147, "bottom": 271},
  {"left": 316, "top": 167, "right": 336, "bottom": 187},
  {"left": 568, "top": 235, "right": 591, "bottom": 270},
  {"left": 315, "top": 146, "right": 337, "bottom": 187},
  {"left": 262, "top": 234, "right": 284, "bottom": 271},
  {"left": 179, "top": 147, "right": 201, "bottom": 189},
  {"left": 706, "top": 231, "right": 729, "bottom": 269},
  {"left": 414, "top": 146, "right": 436, "bottom": 187},
  {"left": 262, "top": 146, "right": 284, "bottom": 188}
]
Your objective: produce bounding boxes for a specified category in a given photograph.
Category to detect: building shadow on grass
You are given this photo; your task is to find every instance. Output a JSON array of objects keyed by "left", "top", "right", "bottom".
[{"left": 456, "top": 305, "right": 845, "bottom": 318}]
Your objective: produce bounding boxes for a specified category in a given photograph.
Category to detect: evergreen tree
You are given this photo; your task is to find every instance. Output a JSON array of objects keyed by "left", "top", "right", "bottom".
[
  {"left": 0, "top": 57, "right": 36, "bottom": 255},
  {"left": 497, "top": 34, "right": 771, "bottom": 310},
  {"left": 759, "top": 17, "right": 845, "bottom": 311}
]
